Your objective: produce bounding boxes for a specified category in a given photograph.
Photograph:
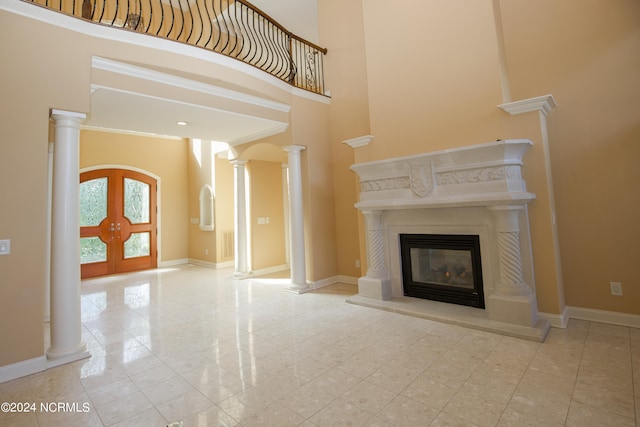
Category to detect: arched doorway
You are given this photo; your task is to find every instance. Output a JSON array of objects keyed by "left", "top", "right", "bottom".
[{"left": 80, "top": 168, "right": 157, "bottom": 278}]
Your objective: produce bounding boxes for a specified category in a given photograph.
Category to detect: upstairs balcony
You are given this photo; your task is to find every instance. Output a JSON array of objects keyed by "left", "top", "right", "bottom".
[{"left": 21, "top": 0, "right": 327, "bottom": 95}]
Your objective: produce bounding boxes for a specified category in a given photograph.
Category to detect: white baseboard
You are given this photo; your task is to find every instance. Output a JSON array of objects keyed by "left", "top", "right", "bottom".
[
  {"left": 337, "top": 275, "right": 358, "bottom": 285},
  {"left": 0, "top": 356, "right": 47, "bottom": 384},
  {"left": 539, "top": 306, "right": 569, "bottom": 328},
  {"left": 188, "top": 258, "right": 234, "bottom": 269},
  {"left": 310, "top": 275, "right": 339, "bottom": 290},
  {"left": 566, "top": 306, "right": 640, "bottom": 329},
  {"left": 251, "top": 264, "right": 289, "bottom": 277},
  {"left": 159, "top": 258, "right": 189, "bottom": 268}
]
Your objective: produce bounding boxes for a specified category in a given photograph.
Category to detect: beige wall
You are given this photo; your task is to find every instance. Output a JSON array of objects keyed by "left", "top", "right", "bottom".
[
  {"left": 80, "top": 130, "right": 189, "bottom": 262},
  {"left": 248, "top": 160, "right": 287, "bottom": 270},
  {"left": 0, "top": 12, "right": 92, "bottom": 367},
  {"left": 501, "top": 0, "right": 640, "bottom": 314},
  {"left": 318, "top": 0, "right": 371, "bottom": 279},
  {"left": 213, "top": 156, "right": 235, "bottom": 264}
]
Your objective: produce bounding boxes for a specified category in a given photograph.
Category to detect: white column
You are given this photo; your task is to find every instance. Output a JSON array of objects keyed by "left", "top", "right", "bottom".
[
  {"left": 283, "top": 145, "right": 309, "bottom": 293},
  {"left": 230, "top": 160, "right": 250, "bottom": 279},
  {"left": 357, "top": 210, "right": 392, "bottom": 300},
  {"left": 44, "top": 142, "right": 53, "bottom": 322},
  {"left": 281, "top": 164, "right": 290, "bottom": 267},
  {"left": 47, "top": 110, "right": 90, "bottom": 367}
]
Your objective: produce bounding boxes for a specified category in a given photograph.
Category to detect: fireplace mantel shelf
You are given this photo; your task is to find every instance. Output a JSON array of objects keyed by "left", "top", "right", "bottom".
[{"left": 355, "top": 191, "right": 535, "bottom": 211}]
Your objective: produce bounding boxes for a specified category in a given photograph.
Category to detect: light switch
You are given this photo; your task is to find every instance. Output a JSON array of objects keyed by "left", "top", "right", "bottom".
[{"left": 0, "top": 239, "right": 10, "bottom": 255}]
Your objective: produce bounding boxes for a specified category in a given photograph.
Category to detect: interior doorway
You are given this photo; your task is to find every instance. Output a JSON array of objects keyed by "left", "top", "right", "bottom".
[{"left": 80, "top": 168, "right": 157, "bottom": 278}]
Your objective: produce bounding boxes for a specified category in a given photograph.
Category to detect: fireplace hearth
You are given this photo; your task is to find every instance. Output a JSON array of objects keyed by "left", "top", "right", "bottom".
[{"left": 400, "top": 234, "right": 484, "bottom": 308}]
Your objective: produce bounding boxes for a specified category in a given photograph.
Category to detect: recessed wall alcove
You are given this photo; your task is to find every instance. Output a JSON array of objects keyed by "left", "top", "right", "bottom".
[{"left": 347, "top": 139, "right": 551, "bottom": 341}]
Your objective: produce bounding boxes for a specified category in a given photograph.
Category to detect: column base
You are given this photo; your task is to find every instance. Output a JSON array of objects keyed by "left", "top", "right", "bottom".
[
  {"left": 487, "top": 293, "right": 539, "bottom": 327},
  {"left": 284, "top": 285, "right": 313, "bottom": 295},
  {"left": 228, "top": 272, "right": 252, "bottom": 280},
  {"left": 357, "top": 276, "right": 392, "bottom": 300},
  {"left": 46, "top": 344, "right": 91, "bottom": 369}
]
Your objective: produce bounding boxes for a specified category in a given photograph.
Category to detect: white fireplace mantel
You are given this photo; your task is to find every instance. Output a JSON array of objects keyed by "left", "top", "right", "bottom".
[
  {"left": 349, "top": 139, "right": 550, "bottom": 341},
  {"left": 351, "top": 139, "right": 535, "bottom": 211}
]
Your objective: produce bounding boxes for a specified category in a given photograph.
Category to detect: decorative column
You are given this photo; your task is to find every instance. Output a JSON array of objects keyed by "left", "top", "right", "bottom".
[
  {"left": 358, "top": 210, "right": 392, "bottom": 300},
  {"left": 487, "top": 205, "right": 538, "bottom": 326},
  {"left": 283, "top": 145, "right": 309, "bottom": 293},
  {"left": 230, "top": 160, "right": 250, "bottom": 279},
  {"left": 47, "top": 110, "right": 90, "bottom": 367}
]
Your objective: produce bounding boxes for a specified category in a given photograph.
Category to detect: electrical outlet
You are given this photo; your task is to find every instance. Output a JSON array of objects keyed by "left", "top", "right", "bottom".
[
  {"left": 355, "top": 259, "right": 360, "bottom": 268},
  {"left": 0, "top": 239, "right": 10, "bottom": 255},
  {"left": 610, "top": 282, "right": 623, "bottom": 296}
]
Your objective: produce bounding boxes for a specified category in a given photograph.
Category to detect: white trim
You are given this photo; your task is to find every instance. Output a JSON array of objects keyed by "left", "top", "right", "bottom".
[
  {"left": 187, "top": 259, "right": 234, "bottom": 269},
  {"left": 292, "top": 87, "right": 331, "bottom": 104},
  {"left": 92, "top": 57, "right": 291, "bottom": 113},
  {"left": 337, "top": 275, "right": 359, "bottom": 285},
  {"left": 310, "top": 275, "right": 340, "bottom": 290},
  {"left": 343, "top": 135, "right": 373, "bottom": 149},
  {"left": 0, "top": 356, "right": 47, "bottom": 384},
  {"left": 566, "top": 306, "right": 640, "bottom": 329},
  {"left": 251, "top": 264, "right": 289, "bottom": 277},
  {"left": 498, "top": 94, "right": 557, "bottom": 116},
  {"left": 539, "top": 305, "right": 569, "bottom": 329},
  {"left": 81, "top": 125, "right": 183, "bottom": 140},
  {"left": 159, "top": 258, "right": 189, "bottom": 268}
]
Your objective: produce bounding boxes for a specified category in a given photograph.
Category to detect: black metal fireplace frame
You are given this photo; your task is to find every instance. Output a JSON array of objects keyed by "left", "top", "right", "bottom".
[{"left": 400, "top": 234, "right": 485, "bottom": 309}]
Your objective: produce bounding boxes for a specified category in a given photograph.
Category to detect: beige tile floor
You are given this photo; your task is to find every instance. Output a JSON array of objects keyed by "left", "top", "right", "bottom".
[{"left": 0, "top": 264, "right": 638, "bottom": 426}]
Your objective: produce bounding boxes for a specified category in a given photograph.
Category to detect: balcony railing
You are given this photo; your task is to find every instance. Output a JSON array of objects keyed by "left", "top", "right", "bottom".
[{"left": 23, "top": 0, "right": 327, "bottom": 95}]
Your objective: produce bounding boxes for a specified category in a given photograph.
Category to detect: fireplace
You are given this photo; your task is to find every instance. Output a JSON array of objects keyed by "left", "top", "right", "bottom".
[
  {"left": 347, "top": 139, "right": 551, "bottom": 341},
  {"left": 400, "top": 234, "right": 484, "bottom": 308}
]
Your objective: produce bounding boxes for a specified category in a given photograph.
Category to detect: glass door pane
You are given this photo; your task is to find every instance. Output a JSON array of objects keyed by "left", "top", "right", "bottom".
[
  {"left": 80, "top": 237, "right": 107, "bottom": 263},
  {"left": 80, "top": 178, "right": 107, "bottom": 226},
  {"left": 124, "top": 178, "right": 150, "bottom": 224},
  {"left": 124, "top": 232, "right": 150, "bottom": 258}
]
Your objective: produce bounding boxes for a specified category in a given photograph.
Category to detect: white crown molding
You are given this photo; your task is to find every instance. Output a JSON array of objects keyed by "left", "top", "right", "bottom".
[
  {"left": 92, "top": 57, "right": 291, "bottom": 113},
  {"left": 343, "top": 135, "right": 373, "bottom": 148},
  {"left": 498, "top": 94, "right": 557, "bottom": 116}
]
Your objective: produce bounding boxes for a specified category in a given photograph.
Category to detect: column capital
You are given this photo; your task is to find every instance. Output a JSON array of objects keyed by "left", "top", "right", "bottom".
[
  {"left": 283, "top": 145, "right": 306, "bottom": 154},
  {"left": 230, "top": 159, "right": 248, "bottom": 166},
  {"left": 50, "top": 109, "right": 86, "bottom": 121}
]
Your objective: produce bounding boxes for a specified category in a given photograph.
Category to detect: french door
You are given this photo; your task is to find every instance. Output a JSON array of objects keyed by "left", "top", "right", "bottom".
[{"left": 80, "top": 169, "right": 157, "bottom": 279}]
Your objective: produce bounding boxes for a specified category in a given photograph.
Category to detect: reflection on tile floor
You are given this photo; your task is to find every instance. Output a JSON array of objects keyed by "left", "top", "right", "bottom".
[{"left": 1, "top": 264, "right": 638, "bottom": 426}]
